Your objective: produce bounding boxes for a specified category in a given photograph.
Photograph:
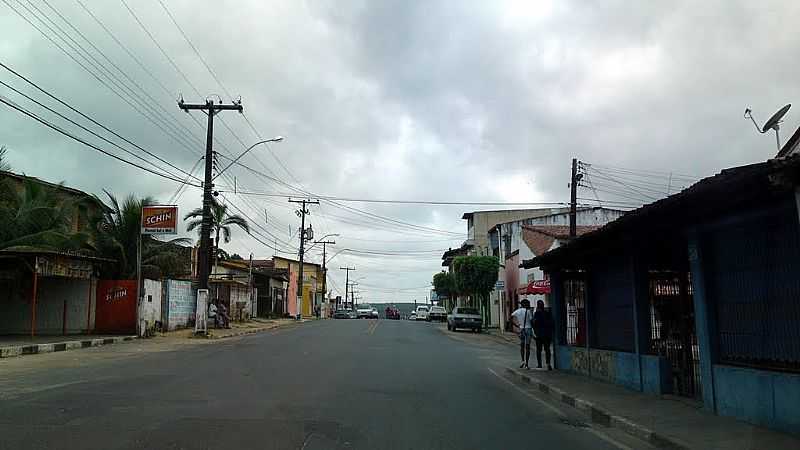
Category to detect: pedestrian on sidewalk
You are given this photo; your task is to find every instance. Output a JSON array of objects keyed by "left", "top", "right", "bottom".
[
  {"left": 510, "top": 299, "right": 533, "bottom": 369},
  {"left": 533, "top": 300, "right": 554, "bottom": 370}
]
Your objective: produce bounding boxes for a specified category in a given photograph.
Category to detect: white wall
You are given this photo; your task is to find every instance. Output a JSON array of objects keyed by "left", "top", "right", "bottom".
[{"left": 140, "top": 279, "right": 162, "bottom": 332}]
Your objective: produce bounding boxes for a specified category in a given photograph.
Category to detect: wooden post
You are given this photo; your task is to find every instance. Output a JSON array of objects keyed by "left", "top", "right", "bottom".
[
  {"left": 86, "top": 279, "right": 92, "bottom": 334},
  {"left": 30, "top": 271, "right": 38, "bottom": 338}
]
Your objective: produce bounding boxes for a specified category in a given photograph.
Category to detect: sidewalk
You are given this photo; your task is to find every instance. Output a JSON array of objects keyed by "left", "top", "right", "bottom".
[
  {"left": 502, "top": 361, "right": 800, "bottom": 450},
  {"left": 159, "top": 317, "right": 299, "bottom": 340}
]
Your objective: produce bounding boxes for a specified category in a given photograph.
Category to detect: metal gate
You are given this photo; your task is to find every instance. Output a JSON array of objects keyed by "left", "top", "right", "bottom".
[{"left": 648, "top": 272, "right": 701, "bottom": 399}]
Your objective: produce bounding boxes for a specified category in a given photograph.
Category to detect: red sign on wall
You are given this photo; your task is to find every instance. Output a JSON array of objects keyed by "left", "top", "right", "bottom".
[{"left": 95, "top": 280, "right": 137, "bottom": 334}]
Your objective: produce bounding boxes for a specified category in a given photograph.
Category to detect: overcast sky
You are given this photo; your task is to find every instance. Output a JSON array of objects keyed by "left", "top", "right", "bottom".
[{"left": 1, "top": 0, "right": 799, "bottom": 303}]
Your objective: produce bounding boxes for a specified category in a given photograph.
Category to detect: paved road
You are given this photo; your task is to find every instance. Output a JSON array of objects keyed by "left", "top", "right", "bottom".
[{"left": 0, "top": 319, "right": 648, "bottom": 449}]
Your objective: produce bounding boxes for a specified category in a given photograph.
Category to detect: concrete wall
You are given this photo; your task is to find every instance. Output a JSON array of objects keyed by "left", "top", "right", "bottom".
[
  {"left": 555, "top": 345, "right": 672, "bottom": 395},
  {"left": 164, "top": 280, "right": 195, "bottom": 330},
  {"left": 712, "top": 364, "right": 800, "bottom": 435},
  {"left": 230, "top": 285, "right": 251, "bottom": 321}
]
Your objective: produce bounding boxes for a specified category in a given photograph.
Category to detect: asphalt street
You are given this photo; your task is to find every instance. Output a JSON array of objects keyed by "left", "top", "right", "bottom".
[{"left": 0, "top": 319, "right": 651, "bottom": 450}]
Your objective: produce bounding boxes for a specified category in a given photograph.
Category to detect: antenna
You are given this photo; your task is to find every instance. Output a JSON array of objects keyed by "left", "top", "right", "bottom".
[{"left": 744, "top": 104, "right": 791, "bottom": 151}]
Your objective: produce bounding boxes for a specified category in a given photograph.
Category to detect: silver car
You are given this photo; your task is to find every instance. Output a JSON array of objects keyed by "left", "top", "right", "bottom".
[{"left": 447, "top": 307, "right": 483, "bottom": 332}]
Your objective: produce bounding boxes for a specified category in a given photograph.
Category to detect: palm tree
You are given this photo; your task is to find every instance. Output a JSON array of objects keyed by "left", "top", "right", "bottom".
[
  {"left": 0, "top": 145, "right": 11, "bottom": 172},
  {"left": 184, "top": 198, "right": 250, "bottom": 269},
  {"left": 94, "top": 191, "right": 191, "bottom": 279},
  {"left": 0, "top": 177, "right": 92, "bottom": 252}
]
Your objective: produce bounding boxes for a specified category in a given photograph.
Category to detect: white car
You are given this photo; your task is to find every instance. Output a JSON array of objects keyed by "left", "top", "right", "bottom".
[{"left": 415, "top": 305, "right": 430, "bottom": 321}]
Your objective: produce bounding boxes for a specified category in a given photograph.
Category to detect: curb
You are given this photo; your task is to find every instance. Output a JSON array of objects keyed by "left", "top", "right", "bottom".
[
  {"left": 503, "top": 367, "right": 691, "bottom": 450},
  {"left": 205, "top": 324, "right": 282, "bottom": 340},
  {"left": 0, "top": 336, "right": 136, "bottom": 359}
]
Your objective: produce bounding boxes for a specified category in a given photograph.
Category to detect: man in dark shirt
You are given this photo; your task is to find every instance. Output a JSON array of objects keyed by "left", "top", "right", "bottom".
[{"left": 532, "top": 300, "right": 554, "bottom": 370}]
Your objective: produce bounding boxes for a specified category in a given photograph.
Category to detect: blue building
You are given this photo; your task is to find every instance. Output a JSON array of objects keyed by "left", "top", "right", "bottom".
[{"left": 523, "top": 156, "right": 800, "bottom": 435}]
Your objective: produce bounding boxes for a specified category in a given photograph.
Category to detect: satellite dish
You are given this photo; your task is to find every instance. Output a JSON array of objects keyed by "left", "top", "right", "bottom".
[
  {"left": 762, "top": 104, "right": 791, "bottom": 133},
  {"left": 744, "top": 103, "right": 792, "bottom": 151}
]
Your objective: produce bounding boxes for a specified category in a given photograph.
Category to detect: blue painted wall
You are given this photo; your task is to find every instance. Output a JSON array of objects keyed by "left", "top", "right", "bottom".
[
  {"left": 713, "top": 365, "right": 800, "bottom": 435},
  {"left": 555, "top": 344, "right": 672, "bottom": 395}
]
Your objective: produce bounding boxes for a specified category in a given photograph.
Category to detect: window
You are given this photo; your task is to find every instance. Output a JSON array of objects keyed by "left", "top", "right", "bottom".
[{"left": 562, "top": 278, "right": 586, "bottom": 346}]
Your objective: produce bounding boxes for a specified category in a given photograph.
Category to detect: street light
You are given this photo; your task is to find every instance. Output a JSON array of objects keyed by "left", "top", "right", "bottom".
[{"left": 213, "top": 136, "right": 284, "bottom": 180}]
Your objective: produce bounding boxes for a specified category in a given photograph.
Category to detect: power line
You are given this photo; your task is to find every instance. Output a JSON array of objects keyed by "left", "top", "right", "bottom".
[
  {"left": 155, "top": 0, "right": 231, "bottom": 100},
  {"left": 3, "top": 0, "right": 205, "bottom": 158},
  {"left": 0, "top": 94, "right": 200, "bottom": 185},
  {"left": 120, "top": 0, "right": 202, "bottom": 98},
  {"left": 38, "top": 0, "right": 205, "bottom": 151},
  {"left": 0, "top": 73, "right": 197, "bottom": 181},
  {"left": 223, "top": 190, "right": 571, "bottom": 206}
]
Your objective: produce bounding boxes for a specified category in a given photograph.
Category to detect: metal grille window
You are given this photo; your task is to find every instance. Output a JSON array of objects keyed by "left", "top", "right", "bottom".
[
  {"left": 708, "top": 208, "right": 800, "bottom": 372},
  {"left": 563, "top": 278, "right": 586, "bottom": 346}
]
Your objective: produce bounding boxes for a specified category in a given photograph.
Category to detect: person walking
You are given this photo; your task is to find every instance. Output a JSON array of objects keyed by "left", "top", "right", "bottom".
[
  {"left": 533, "top": 299, "right": 554, "bottom": 370},
  {"left": 510, "top": 299, "right": 534, "bottom": 369}
]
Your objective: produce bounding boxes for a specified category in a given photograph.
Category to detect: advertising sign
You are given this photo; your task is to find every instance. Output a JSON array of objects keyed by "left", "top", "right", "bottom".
[{"left": 141, "top": 205, "right": 178, "bottom": 234}]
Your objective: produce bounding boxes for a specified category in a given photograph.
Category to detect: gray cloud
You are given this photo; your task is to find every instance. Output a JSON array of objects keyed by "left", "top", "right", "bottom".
[{"left": 1, "top": 0, "right": 798, "bottom": 301}]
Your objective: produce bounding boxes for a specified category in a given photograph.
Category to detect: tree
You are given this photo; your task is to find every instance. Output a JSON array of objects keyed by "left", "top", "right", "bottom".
[
  {"left": 432, "top": 271, "right": 456, "bottom": 310},
  {"left": 452, "top": 255, "right": 499, "bottom": 323},
  {"left": 183, "top": 198, "right": 250, "bottom": 269},
  {"left": 0, "top": 177, "right": 92, "bottom": 252},
  {"left": 0, "top": 145, "right": 11, "bottom": 172},
  {"left": 94, "top": 191, "right": 191, "bottom": 279}
]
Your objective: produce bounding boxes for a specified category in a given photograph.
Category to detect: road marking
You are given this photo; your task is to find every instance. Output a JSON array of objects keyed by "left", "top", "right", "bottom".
[
  {"left": 486, "top": 368, "right": 634, "bottom": 450},
  {"left": 367, "top": 320, "right": 379, "bottom": 335}
]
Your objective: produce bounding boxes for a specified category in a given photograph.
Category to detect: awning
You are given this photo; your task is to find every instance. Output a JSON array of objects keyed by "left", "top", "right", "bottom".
[{"left": 518, "top": 279, "right": 550, "bottom": 295}]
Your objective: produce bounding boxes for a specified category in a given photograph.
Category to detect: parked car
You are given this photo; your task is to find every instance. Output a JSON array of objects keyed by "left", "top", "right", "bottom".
[
  {"left": 370, "top": 308, "right": 379, "bottom": 319},
  {"left": 333, "top": 309, "right": 351, "bottom": 319},
  {"left": 385, "top": 306, "right": 400, "bottom": 319},
  {"left": 447, "top": 307, "right": 482, "bottom": 332},
  {"left": 408, "top": 312, "right": 417, "bottom": 320},
  {"left": 357, "top": 305, "right": 375, "bottom": 319},
  {"left": 428, "top": 305, "right": 447, "bottom": 322},
  {"left": 415, "top": 305, "right": 430, "bottom": 321}
]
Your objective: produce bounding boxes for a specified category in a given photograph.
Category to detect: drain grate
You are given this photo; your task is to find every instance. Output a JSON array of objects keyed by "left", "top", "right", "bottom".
[{"left": 559, "top": 417, "right": 589, "bottom": 428}]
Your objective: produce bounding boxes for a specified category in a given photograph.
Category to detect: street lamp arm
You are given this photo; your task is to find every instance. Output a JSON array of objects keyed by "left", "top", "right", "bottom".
[{"left": 212, "top": 137, "right": 283, "bottom": 180}]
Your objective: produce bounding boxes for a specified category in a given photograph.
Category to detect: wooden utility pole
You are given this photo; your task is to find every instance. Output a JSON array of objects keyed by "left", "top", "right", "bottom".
[
  {"left": 289, "top": 198, "right": 319, "bottom": 319},
  {"left": 570, "top": 157, "right": 578, "bottom": 238},
  {"left": 314, "top": 239, "right": 336, "bottom": 314},
  {"left": 340, "top": 266, "right": 355, "bottom": 309},
  {"left": 178, "top": 99, "right": 242, "bottom": 291}
]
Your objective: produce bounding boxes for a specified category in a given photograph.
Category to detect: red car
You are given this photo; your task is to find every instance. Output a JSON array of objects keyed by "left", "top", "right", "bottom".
[{"left": 385, "top": 306, "right": 400, "bottom": 320}]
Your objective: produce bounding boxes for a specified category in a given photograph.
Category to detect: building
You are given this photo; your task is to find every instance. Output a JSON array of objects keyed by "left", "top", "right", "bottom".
[
  {"left": 524, "top": 156, "right": 800, "bottom": 435},
  {"left": 209, "top": 259, "right": 254, "bottom": 321},
  {"left": 0, "top": 170, "right": 108, "bottom": 241},
  {"left": 272, "top": 256, "right": 322, "bottom": 318},
  {"left": 250, "top": 259, "right": 289, "bottom": 318},
  {"left": 490, "top": 207, "right": 625, "bottom": 329},
  {"left": 0, "top": 172, "right": 113, "bottom": 336},
  {"left": 462, "top": 208, "right": 573, "bottom": 255}
]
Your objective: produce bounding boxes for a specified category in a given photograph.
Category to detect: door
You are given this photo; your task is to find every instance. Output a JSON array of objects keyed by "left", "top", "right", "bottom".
[{"left": 648, "top": 272, "right": 701, "bottom": 399}]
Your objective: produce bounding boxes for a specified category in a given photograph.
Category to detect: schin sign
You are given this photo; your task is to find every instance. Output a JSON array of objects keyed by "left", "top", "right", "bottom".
[{"left": 141, "top": 205, "right": 178, "bottom": 234}]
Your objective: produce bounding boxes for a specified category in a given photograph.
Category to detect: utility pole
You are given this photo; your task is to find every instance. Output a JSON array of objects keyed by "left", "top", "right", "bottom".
[
  {"left": 178, "top": 98, "right": 242, "bottom": 293},
  {"left": 289, "top": 198, "right": 319, "bottom": 320},
  {"left": 569, "top": 157, "right": 578, "bottom": 238},
  {"left": 314, "top": 239, "right": 336, "bottom": 316},
  {"left": 350, "top": 282, "right": 359, "bottom": 309},
  {"left": 340, "top": 267, "right": 355, "bottom": 309}
]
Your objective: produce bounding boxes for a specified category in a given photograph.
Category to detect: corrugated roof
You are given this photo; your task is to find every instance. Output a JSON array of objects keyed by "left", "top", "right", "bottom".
[{"left": 524, "top": 156, "right": 800, "bottom": 269}]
